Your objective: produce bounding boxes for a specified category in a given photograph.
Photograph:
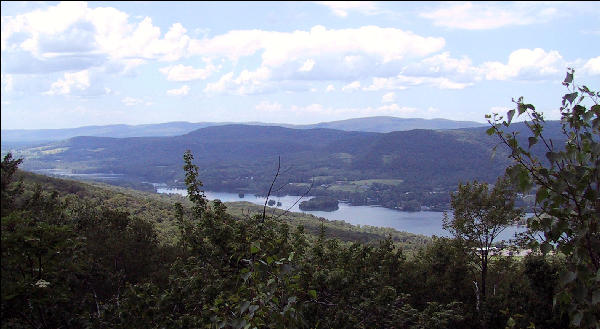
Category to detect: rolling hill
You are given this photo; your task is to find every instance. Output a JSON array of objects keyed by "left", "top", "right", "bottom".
[
  {"left": 2, "top": 116, "right": 485, "bottom": 146},
  {"left": 11, "top": 121, "right": 565, "bottom": 210}
]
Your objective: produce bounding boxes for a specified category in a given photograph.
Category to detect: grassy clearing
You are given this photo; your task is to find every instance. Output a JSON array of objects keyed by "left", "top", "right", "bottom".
[{"left": 326, "top": 179, "right": 404, "bottom": 192}]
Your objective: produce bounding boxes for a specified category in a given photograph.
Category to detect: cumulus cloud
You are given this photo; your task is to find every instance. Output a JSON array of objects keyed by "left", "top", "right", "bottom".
[
  {"left": 403, "top": 52, "right": 479, "bottom": 81},
  {"left": 167, "top": 85, "right": 190, "bottom": 96},
  {"left": 2, "top": 2, "right": 192, "bottom": 74},
  {"left": 190, "top": 25, "right": 445, "bottom": 68},
  {"left": 204, "top": 67, "right": 272, "bottom": 95},
  {"left": 581, "top": 56, "right": 600, "bottom": 76},
  {"left": 421, "top": 2, "right": 559, "bottom": 30},
  {"left": 325, "top": 84, "right": 335, "bottom": 92},
  {"left": 365, "top": 74, "right": 472, "bottom": 91},
  {"left": 342, "top": 81, "right": 361, "bottom": 91},
  {"left": 159, "top": 62, "right": 217, "bottom": 81},
  {"left": 481, "top": 48, "right": 565, "bottom": 81},
  {"left": 298, "top": 59, "right": 316, "bottom": 72},
  {"left": 382, "top": 92, "right": 395, "bottom": 103},
  {"left": 255, "top": 100, "right": 282, "bottom": 112},
  {"left": 44, "top": 70, "right": 90, "bottom": 95}
]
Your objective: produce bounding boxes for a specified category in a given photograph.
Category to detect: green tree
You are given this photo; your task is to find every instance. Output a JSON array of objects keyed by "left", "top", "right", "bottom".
[
  {"left": 1, "top": 153, "right": 23, "bottom": 216},
  {"left": 487, "top": 69, "right": 599, "bottom": 328},
  {"left": 443, "top": 177, "right": 523, "bottom": 311}
]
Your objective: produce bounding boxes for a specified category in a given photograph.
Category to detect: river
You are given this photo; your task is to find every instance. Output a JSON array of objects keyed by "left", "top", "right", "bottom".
[{"left": 157, "top": 188, "right": 527, "bottom": 240}]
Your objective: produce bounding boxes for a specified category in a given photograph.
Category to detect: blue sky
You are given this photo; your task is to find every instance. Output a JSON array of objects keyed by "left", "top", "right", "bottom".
[{"left": 1, "top": 1, "right": 599, "bottom": 129}]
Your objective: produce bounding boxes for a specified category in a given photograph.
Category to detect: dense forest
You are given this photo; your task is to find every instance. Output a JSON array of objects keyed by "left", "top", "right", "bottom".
[
  {"left": 0, "top": 152, "right": 570, "bottom": 329},
  {"left": 1, "top": 73, "right": 598, "bottom": 328}
]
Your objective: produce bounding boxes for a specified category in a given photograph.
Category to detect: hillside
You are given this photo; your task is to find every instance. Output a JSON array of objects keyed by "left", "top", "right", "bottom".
[
  {"left": 11, "top": 122, "right": 565, "bottom": 210},
  {"left": 2, "top": 150, "right": 568, "bottom": 329},
  {"left": 14, "top": 170, "right": 428, "bottom": 247}
]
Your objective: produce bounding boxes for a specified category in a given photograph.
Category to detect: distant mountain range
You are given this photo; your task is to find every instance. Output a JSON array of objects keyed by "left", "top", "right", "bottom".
[
  {"left": 13, "top": 121, "right": 561, "bottom": 189},
  {"left": 10, "top": 121, "right": 564, "bottom": 210},
  {"left": 1, "top": 116, "right": 486, "bottom": 145}
]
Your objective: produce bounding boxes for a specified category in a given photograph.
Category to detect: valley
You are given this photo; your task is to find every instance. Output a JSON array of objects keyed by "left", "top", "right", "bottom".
[{"left": 3, "top": 118, "right": 557, "bottom": 213}]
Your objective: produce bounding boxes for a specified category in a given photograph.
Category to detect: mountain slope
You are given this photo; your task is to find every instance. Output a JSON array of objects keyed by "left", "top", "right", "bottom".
[{"left": 15, "top": 124, "right": 507, "bottom": 188}]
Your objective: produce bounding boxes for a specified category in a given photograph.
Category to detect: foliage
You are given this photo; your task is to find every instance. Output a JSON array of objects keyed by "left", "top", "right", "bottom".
[
  {"left": 1, "top": 153, "right": 23, "bottom": 216},
  {"left": 298, "top": 197, "right": 339, "bottom": 211},
  {"left": 0, "top": 151, "right": 578, "bottom": 328},
  {"left": 443, "top": 177, "right": 523, "bottom": 307},
  {"left": 487, "top": 69, "right": 599, "bottom": 328}
]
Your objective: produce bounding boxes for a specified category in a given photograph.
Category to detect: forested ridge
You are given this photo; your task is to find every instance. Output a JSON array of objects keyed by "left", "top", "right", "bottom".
[
  {"left": 10, "top": 121, "right": 565, "bottom": 211},
  {"left": 0, "top": 153, "right": 569, "bottom": 329}
]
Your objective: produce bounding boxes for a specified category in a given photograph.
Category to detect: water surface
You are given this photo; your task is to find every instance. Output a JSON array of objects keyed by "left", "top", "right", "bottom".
[{"left": 157, "top": 188, "right": 526, "bottom": 240}]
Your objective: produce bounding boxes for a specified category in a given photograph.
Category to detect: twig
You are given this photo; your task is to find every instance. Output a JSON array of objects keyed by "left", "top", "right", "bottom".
[{"left": 262, "top": 156, "right": 280, "bottom": 222}]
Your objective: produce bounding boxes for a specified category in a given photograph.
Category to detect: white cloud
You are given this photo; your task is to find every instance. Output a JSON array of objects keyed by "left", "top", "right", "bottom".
[
  {"left": 315, "top": 1, "right": 380, "bottom": 17},
  {"left": 3, "top": 3, "right": 448, "bottom": 86},
  {"left": 204, "top": 67, "right": 272, "bottom": 95},
  {"left": 255, "top": 100, "right": 282, "bottom": 112},
  {"left": 382, "top": 92, "right": 395, "bottom": 103},
  {"left": 481, "top": 48, "right": 565, "bottom": 80},
  {"left": 365, "top": 74, "right": 472, "bottom": 91},
  {"left": 159, "top": 62, "right": 217, "bottom": 81},
  {"left": 421, "top": 2, "right": 559, "bottom": 30},
  {"left": 298, "top": 59, "right": 316, "bottom": 72},
  {"left": 121, "top": 96, "right": 151, "bottom": 106},
  {"left": 363, "top": 77, "right": 408, "bottom": 91},
  {"left": 2, "top": 2, "right": 193, "bottom": 74},
  {"left": 404, "top": 52, "right": 479, "bottom": 79},
  {"left": 190, "top": 25, "right": 445, "bottom": 67},
  {"left": 326, "top": 84, "right": 335, "bottom": 92},
  {"left": 342, "top": 81, "right": 361, "bottom": 91},
  {"left": 167, "top": 85, "right": 190, "bottom": 96},
  {"left": 44, "top": 70, "right": 90, "bottom": 95},
  {"left": 581, "top": 56, "right": 600, "bottom": 76}
]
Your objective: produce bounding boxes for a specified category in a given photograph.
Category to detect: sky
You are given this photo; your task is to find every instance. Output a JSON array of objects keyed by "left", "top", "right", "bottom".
[{"left": 1, "top": 1, "right": 599, "bottom": 130}]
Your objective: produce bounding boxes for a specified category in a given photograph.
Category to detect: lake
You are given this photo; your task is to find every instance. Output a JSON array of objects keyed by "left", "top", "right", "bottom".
[{"left": 157, "top": 188, "right": 527, "bottom": 240}]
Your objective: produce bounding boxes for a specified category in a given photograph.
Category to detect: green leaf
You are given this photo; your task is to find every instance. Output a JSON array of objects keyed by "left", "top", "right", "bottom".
[
  {"left": 486, "top": 126, "right": 496, "bottom": 136},
  {"left": 250, "top": 242, "right": 260, "bottom": 254},
  {"left": 507, "top": 109, "right": 515, "bottom": 124},
  {"left": 535, "top": 187, "right": 549, "bottom": 203},
  {"left": 506, "top": 317, "right": 516, "bottom": 328},
  {"left": 563, "top": 92, "right": 578, "bottom": 104},
  {"left": 308, "top": 289, "right": 317, "bottom": 299},
  {"left": 563, "top": 71, "right": 573, "bottom": 85},
  {"left": 528, "top": 137, "right": 538, "bottom": 149}
]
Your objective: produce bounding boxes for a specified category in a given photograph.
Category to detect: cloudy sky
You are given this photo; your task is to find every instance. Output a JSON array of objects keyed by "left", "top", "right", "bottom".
[{"left": 1, "top": 1, "right": 599, "bottom": 129}]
